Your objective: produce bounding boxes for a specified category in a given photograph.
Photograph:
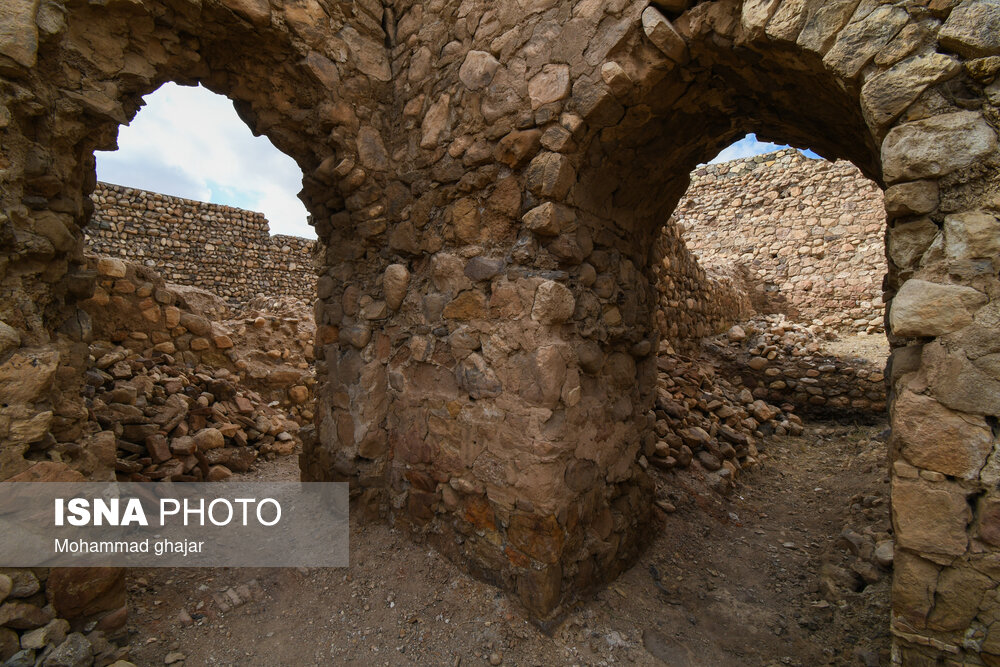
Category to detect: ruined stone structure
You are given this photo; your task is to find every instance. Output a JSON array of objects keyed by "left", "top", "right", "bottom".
[
  {"left": 678, "top": 148, "right": 887, "bottom": 333},
  {"left": 87, "top": 182, "right": 316, "bottom": 304},
  {"left": 708, "top": 315, "right": 888, "bottom": 415},
  {"left": 2, "top": 0, "right": 1000, "bottom": 663},
  {"left": 654, "top": 215, "right": 755, "bottom": 353}
]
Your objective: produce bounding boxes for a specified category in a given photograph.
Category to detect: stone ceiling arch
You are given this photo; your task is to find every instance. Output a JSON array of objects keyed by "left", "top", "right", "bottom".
[
  {"left": 2, "top": 0, "right": 393, "bottom": 344},
  {"left": 4, "top": 1, "right": 1000, "bottom": 662}
]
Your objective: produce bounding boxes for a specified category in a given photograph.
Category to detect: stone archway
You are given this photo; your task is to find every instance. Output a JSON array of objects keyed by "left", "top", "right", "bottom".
[
  {"left": 1, "top": 0, "right": 390, "bottom": 474},
  {"left": 0, "top": 0, "right": 383, "bottom": 637},
  {"left": 4, "top": 0, "right": 1000, "bottom": 663}
]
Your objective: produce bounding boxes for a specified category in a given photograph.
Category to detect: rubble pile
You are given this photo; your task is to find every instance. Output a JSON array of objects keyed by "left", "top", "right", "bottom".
[
  {"left": 704, "top": 314, "right": 886, "bottom": 415},
  {"left": 646, "top": 350, "right": 801, "bottom": 497},
  {"left": 86, "top": 345, "right": 301, "bottom": 481},
  {"left": 77, "top": 255, "right": 317, "bottom": 482},
  {"left": 0, "top": 568, "right": 132, "bottom": 667}
]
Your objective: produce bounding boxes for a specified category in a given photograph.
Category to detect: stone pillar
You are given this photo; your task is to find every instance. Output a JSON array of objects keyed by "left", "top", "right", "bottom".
[{"left": 302, "top": 184, "right": 660, "bottom": 615}]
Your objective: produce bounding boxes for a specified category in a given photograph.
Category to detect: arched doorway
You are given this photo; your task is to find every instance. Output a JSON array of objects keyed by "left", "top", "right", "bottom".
[{"left": 2, "top": 1, "right": 998, "bottom": 663}]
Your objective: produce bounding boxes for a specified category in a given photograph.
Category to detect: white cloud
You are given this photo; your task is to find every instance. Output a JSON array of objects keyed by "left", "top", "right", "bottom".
[{"left": 96, "top": 83, "right": 315, "bottom": 239}]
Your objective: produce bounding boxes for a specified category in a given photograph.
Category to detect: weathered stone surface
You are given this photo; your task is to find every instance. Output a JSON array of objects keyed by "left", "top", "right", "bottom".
[
  {"left": 0, "top": 348, "right": 59, "bottom": 406},
  {"left": 459, "top": 51, "right": 499, "bottom": 90},
  {"left": 0, "top": 570, "right": 39, "bottom": 598},
  {"left": 889, "top": 218, "right": 939, "bottom": 269},
  {"left": 6, "top": 461, "right": 84, "bottom": 482},
  {"left": 919, "top": 341, "right": 1000, "bottom": 417},
  {"left": 528, "top": 64, "right": 570, "bottom": 109},
  {"left": 531, "top": 281, "right": 575, "bottom": 324},
  {"left": 741, "top": 0, "right": 781, "bottom": 37},
  {"left": 420, "top": 94, "right": 451, "bottom": 148},
  {"left": 193, "top": 427, "right": 225, "bottom": 450},
  {"left": 928, "top": 566, "right": 994, "bottom": 632},
  {"left": 890, "top": 279, "right": 987, "bottom": 337},
  {"left": 0, "top": 0, "right": 39, "bottom": 68},
  {"left": 220, "top": 0, "right": 270, "bottom": 27},
  {"left": 41, "top": 633, "right": 91, "bottom": 667},
  {"left": 443, "top": 291, "right": 487, "bottom": 320},
  {"left": 822, "top": 5, "right": 909, "bottom": 79},
  {"left": 383, "top": 264, "right": 410, "bottom": 311},
  {"left": 456, "top": 353, "right": 502, "bottom": 399},
  {"left": 642, "top": 7, "right": 687, "bottom": 63},
  {"left": 892, "top": 478, "right": 971, "bottom": 556},
  {"left": 861, "top": 54, "right": 961, "bottom": 131},
  {"left": 884, "top": 181, "right": 938, "bottom": 217},
  {"left": 464, "top": 257, "right": 504, "bottom": 282},
  {"left": 96, "top": 258, "right": 126, "bottom": 278},
  {"left": 944, "top": 210, "right": 1000, "bottom": 261},
  {"left": 0, "top": 321, "right": 19, "bottom": 357},
  {"left": 525, "top": 152, "right": 575, "bottom": 199},
  {"left": 796, "top": 0, "right": 858, "bottom": 54},
  {"left": 892, "top": 551, "right": 938, "bottom": 627},
  {"left": 600, "top": 61, "right": 631, "bottom": 96},
  {"left": 356, "top": 126, "right": 388, "bottom": 171},
  {"left": 522, "top": 202, "right": 575, "bottom": 236},
  {"left": 339, "top": 25, "right": 390, "bottom": 81},
  {"left": 882, "top": 111, "right": 998, "bottom": 183},
  {"left": 939, "top": 0, "right": 1000, "bottom": 59},
  {"left": 893, "top": 389, "right": 994, "bottom": 479},
  {"left": 0, "top": 602, "right": 51, "bottom": 630},
  {"left": 494, "top": 129, "right": 543, "bottom": 168},
  {"left": 47, "top": 568, "right": 124, "bottom": 619}
]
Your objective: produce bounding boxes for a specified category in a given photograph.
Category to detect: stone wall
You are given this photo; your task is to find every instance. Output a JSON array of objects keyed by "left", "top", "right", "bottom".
[
  {"left": 677, "top": 149, "right": 886, "bottom": 334},
  {"left": 708, "top": 315, "right": 887, "bottom": 416},
  {"left": 654, "top": 219, "right": 755, "bottom": 354},
  {"left": 86, "top": 183, "right": 316, "bottom": 305},
  {"left": 3, "top": 0, "right": 1000, "bottom": 663}
]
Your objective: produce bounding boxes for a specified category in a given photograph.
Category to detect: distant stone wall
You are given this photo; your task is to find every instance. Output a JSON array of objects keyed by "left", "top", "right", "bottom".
[
  {"left": 676, "top": 150, "right": 886, "bottom": 334},
  {"left": 87, "top": 183, "right": 316, "bottom": 305},
  {"left": 653, "top": 220, "right": 755, "bottom": 354}
]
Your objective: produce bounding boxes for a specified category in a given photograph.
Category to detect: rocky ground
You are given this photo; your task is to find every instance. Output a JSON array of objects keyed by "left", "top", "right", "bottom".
[
  {"left": 78, "top": 256, "right": 317, "bottom": 483},
  {"left": 45, "top": 259, "right": 895, "bottom": 666},
  {"left": 126, "top": 414, "right": 891, "bottom": 666}
]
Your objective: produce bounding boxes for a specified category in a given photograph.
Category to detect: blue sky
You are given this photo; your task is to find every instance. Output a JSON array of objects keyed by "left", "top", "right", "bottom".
[
  {"left": 708, "top": 133, "right": 821, "bottom": 164},
  {"left": 97, "top": 86, "right": 821, "bottom": 240}
]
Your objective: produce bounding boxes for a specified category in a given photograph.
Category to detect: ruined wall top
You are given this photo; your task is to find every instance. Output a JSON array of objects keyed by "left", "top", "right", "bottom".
[
  {"left": 87, "top": 182, "right": 316, "bottom": 304},
  {"left": 677, "top": 149, "right": 886, "bottom": 333}
]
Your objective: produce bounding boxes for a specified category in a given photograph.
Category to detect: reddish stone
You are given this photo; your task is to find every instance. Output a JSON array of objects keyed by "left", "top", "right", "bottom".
[
  {"left": 393, "top": 426, "right": 435, "bottom": 465},
  {"left": 47, "top": 567, "right": 125, "bottom": 620},
  {"left": 463, "top": 495, "right": 496, "bottom": 532},
  {"left": 405, "top": 469, "right": 436, "bottom": 492},
  {"left": 145, "top": 434, "right": 171, "bottom": 462},
  {"left": 0, "top": 601, "right": 52, "bottom": 629},
  {"left": 504, "top": 545, "right": 531, "bottom": 568},
  {"left": 94, "top": 604, "right": 127, "bottom": 633},
  {"left": 507, "top": 513, "right": 565, "bottom": 565}
]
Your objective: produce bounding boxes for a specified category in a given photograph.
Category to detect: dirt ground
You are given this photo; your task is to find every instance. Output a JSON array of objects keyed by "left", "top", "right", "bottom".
[
  {"left": 126, "top": 411, "right": 891, "bottom": 666},
  {"left": 819, "top": 333, "right": 889, "bottom": 367}
]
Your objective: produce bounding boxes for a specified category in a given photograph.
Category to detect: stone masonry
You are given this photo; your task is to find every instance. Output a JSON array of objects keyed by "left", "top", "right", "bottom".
[
  {"left": 2, "top": 0, "right": 1000, "bottom": 664},
  {"left": 678, "top": 148, "right": 887, "bottom": 333},
  {"left": 87, "top": 182, "right": 316, "bottom": 304}
]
